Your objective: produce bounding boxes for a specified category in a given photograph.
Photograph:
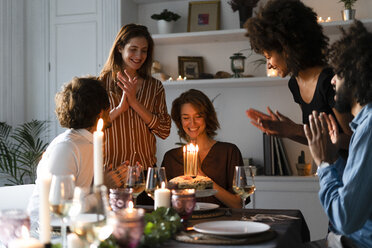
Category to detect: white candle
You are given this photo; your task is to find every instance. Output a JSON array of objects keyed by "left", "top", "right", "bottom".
[
  {"left": 39, "top": 172, "right": 51, "bottom": 244},
  {"left": 177, "top": 75, "right": 183, "bottom": 81},
  {"left": 67, "top": 233, "right": 85, "bottom": 248},
  {"left": 94, "top": 118, "right": 104, "bottom": 186},
  {"left": 8, "top": 226, "right": 43, "bottom": 248},
  {"left": 154, "top": 182, "right": 170, "bottom": 209}
]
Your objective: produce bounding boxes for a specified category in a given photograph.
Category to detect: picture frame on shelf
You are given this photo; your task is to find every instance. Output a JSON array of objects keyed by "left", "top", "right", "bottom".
[
  {"left": 187, "top": 1, "right": 220, "bottom": 32},
  {"left": 178, "top": 56, "right": 204, "bottom": 79}
]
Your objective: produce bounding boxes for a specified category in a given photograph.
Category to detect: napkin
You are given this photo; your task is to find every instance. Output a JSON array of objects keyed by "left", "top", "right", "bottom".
[{"left": 242, "top": 214, "right": 299, "bottom": 222}]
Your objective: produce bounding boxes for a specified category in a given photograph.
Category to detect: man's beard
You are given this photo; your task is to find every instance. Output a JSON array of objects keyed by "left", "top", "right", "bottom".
[{"left": 334, "top": 83, "right": 352, "bottom": 113}]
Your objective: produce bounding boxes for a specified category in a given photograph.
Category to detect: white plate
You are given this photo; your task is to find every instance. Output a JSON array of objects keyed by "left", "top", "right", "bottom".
[
  {"left": 195, "top": 189, "right": 217, "bottom": 198},
  {"left": 193, "top": 202, "right": 219, "bottom": 212},
  {"left": 194, "top": 220, "right": 270, "bottom": 236}
]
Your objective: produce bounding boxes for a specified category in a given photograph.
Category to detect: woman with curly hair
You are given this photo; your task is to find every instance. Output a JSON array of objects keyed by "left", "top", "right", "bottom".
[
  {"left": 162, "top": 89, "right": 243, "bottom": 208},
  {"left": 245, "top": 0, "right": 352, "bottom": 151}
]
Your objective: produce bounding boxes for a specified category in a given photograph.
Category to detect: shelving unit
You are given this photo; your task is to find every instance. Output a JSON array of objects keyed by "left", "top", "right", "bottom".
[
  {"left": 163, "top": 76, "right": 289, "bottom": 89},
  {"left": 153, "top": 18, "right": 372, "bottom": 45}
]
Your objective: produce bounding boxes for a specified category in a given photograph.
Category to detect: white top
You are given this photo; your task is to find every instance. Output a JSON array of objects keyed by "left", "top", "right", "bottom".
[{"left": 27, "top": 129, "right": 94, "bottom": 215}]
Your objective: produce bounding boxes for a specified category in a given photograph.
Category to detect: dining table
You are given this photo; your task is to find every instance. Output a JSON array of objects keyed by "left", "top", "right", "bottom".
[{"left": 158, "top": 207, "right": 311, "bottom": 248}]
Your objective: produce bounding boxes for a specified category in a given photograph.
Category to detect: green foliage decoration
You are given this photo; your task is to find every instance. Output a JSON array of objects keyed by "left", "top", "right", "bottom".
[
  {"left": 0, "top": 120, "right": 49, "bottom": 185},
  {"left": 151, "top": 9, "right": 181, "bottom": 22}
]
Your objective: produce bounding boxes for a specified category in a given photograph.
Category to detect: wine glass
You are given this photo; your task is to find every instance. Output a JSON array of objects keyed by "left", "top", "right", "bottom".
[
  {"left": 69, "top": 185, "right": 114, "bottom": 248},
  {"left": 49, "top": 174, "right": 75, "bottom": 248},
  {"left": 145, "top": 167, "right": 167, "bottom": 200},
  {"left": 233, "top": 166, "right": 256, "bottom": 212},
  {"left": 124, "top": 163, "right": 145, "bottom": 207}
]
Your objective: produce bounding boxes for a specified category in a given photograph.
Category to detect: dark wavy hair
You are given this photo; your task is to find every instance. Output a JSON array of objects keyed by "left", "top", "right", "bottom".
[
  {"left": 171, "top": 89, "right": 220, "bottom": 141},
  {"left": 330, "top": 21, "right": 372, "bottom": 106},
  {"left": 245, "top": 0, "right": 329, "bottom": 76},
  {"left": 99, "top": 23, "right": 154, "bottom": 92},
  {"left": 55, "top": 77, "right": 110, "bottom": 129}
]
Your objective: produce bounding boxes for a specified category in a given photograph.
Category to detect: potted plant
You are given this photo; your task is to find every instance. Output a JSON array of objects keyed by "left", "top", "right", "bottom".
[
  {"left": 0, "top": 120, "right": 49, "bottom": 185},
  {"left": 228, "top": 0, "right": 260, "bottom": 28},
  {"left": 339, "top": 0, "right": 357, "bottom": 21},
  {"left": 151, "top": 9, "right": 181, "bottom": 34}
]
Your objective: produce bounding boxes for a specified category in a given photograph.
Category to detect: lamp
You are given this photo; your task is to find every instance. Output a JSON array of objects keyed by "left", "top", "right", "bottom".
[{"left": 230, "top": 52, "right": 246, "bottom": 78}]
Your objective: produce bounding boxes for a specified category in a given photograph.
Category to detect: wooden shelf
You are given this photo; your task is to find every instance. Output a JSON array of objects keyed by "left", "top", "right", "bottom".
[
  {"left": 162, "top": 76, "right": 289, "bottom": 89},
  {"left": 153, "top": 19, "right": 372, "bottom": 45}
]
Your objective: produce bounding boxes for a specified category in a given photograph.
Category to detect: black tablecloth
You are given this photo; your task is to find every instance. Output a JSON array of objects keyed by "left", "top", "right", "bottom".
[{"left": 162, "top": 208, "right": 310, "bottom": 248}]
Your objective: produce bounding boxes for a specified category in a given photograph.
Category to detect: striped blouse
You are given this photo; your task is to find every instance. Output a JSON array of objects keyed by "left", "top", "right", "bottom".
[{"left": 102, "top": 74, "right": 171, "bottom": 172}]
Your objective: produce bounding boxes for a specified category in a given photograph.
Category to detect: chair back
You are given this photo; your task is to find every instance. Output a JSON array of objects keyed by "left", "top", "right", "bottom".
[{"left": 0, "top": 184, "right": 36, "bottom": 210}]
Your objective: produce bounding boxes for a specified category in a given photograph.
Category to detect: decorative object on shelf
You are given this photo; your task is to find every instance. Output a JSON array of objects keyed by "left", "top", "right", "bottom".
[
  {"left": 178, "top": 56, "right": 204, "bottom": 79},
  {"left": 230, "top": 52, "right": 246, "bottom": 78},
  {"left": 317, "top": 16, "right": 332, "bottom": 23},
  {"left": 214, "top": 71, "right": 232, "bottom": 78},
  {"left": 151, "top": 9, "right": 181, "bottom": 34},
  {"left": 151, "top": 60, "right": 170, "bottom": 82},
  {"left": 188, "top": 1, "right": 220, "bottom": 32},
  {"left": 339, "top": 0, "right": 357, "bottom": 21},
  {"left": 296, "top": 150, "right": 311, "bottom": 176},
  {"left": 228, "top": 0, "right": 260, "bottom": 28}
]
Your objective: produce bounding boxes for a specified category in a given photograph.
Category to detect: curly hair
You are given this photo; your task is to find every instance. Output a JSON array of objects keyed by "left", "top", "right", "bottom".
[
  {"left": 171, "top": 89, "right": 220, "bottom": 141},
  {"left": 245, "top": 0, "right": 329, "bottom": 76},
  {"left": 55, "top": 77, "right": 110, "bottom": 129},
  {"left": 330, "top": 21, "right": 372, "bottom": 106},
  {"left": 99, "top": 23, "right": 154, "bottom": 93}
]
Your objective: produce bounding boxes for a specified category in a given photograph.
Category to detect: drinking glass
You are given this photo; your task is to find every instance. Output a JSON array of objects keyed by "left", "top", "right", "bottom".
[
  {"left": 0, "top": 209, "right": 30, "bottom": 247},
  {"left": 145, "top": 167, "right": 167, "bottom": 200},
  {"left": 233, "top": 166, "right": 256, "bottom": 211},
  {"left": 171, "top": 189, "right": 196, "bottom": 230},
  {"left": 124, "top": 164, "right": 145, "bottom": 207},
  {"left": 49, "top": 174, "right": 75, "bottom": 248},
  {"left": 109, "top": 188, "right": 133, "bottom": 212},
  {"left": 69, "top": 185, "right": 114, "bottom": 248}
]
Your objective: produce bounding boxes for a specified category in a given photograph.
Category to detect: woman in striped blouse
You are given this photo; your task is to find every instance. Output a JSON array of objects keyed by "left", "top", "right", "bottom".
[{"left": 99, "top": 24, "right": 171, "bottom": 192}]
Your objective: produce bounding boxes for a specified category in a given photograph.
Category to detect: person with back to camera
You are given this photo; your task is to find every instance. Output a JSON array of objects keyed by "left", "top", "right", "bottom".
[
  {"left": 99, "top": 24, "right": 171, "bottom": 203},
  {"left": 304, "top": 21, "right": 372, "bottom": 248},
  {"left": 162, "top": 89, "right": 243, "bottom": 209},
  {"left": 244, "top": 0, "right": 353, "bottom": 152},
  {"left": 28, "top": 76, "right": 111, "bottom": 224}
]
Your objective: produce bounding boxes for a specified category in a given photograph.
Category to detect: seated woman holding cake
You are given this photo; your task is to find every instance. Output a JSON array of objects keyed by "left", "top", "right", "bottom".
[{"left": 161, "top": 89, "right": 243, "bottom": 208}]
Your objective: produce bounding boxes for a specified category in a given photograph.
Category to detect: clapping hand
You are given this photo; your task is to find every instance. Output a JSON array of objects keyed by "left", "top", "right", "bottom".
[
  {"left": 246, "top": 107, "right": 300, "bottom": 138},
  {"left": 303, "top": 111, "right": 339, "bottom": 166},
  {"left": 117, "top": 70, "right": 139, "bottom": 106}
]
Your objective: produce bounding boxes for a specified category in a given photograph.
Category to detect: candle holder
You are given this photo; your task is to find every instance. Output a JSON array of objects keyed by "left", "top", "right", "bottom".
[
  {"left": 113, "top": 207, "right": 145, "bottom": 248},
  {"left": 109, "top": 188, "right": 133, "bottom": 212},
  {"left": 0, "top": 209, "right": 30, "bottom": 247},
  {"left": 171, "top": 189, "right": 196, "bottom": 230},
  {"left": 230, "top": 52, "right": 246, "bottom": 78}
]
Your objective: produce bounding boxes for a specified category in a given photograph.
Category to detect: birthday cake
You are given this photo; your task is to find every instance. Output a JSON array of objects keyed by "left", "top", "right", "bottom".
[{"left": 168, "top": 175, "right": 213, "bottom": 190}]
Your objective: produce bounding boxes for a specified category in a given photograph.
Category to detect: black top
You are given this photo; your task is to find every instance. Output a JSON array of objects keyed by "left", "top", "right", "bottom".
[{"left": 288, "top": 68, "right": 337, "bottom": 125}]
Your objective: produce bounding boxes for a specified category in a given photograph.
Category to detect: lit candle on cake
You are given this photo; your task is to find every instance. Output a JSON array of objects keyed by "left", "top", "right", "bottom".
[
  {"left": 154, "top": 182, "right": 171, "bottom": 209},
  {"left": 184, "top": 144, "right": 198, "bottom": 177},
  {"left": 94, "top": 118, "right": 104, "bottom": 186}
]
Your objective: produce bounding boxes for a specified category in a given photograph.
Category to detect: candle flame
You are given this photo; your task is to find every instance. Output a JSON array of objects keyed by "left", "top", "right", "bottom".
[
  {"left": 97, "top": 118, "right": 103, "bottom": 132},
  {"left": 21, "top": 225, "right": 30, "bottom": 238},
  {"left": 161, "top": 181, "right": 166, "bottom": 189},
  {"left": 128, "top": 201, "right": 134, "bottom": 209}
]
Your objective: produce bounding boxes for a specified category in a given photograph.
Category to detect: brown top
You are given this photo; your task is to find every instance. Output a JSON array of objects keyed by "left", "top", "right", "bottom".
[
  {"left": 102, "top": 74, "right": 171, "bottom": 172},
  {"left": 161, "top": 142, "right": 244, "bottom": 207}
]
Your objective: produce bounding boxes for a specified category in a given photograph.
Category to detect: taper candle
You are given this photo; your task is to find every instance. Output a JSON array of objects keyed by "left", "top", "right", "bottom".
[
  {"left": 94, "top": 118, "right": 104, "bottom": 186},
  {"left": 39, "top": 172, "right": 51, "bottom": 244}
]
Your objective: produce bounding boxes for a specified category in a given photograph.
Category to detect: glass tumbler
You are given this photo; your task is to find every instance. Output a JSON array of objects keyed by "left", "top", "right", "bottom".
[
  {"left": 171, "top": 189, "right": 196, "bottom": 229},
  {"left": 0, "top": 209, "right": 30, "bottom": 247}
]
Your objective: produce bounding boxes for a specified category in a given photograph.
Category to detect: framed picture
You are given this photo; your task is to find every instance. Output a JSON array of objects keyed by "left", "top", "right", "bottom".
[
  {"left": 178, "top": 56, "right": 204, "bottom": 79},
  {"left": 188, "top": 1, "right": 220, "bottom": 32}
]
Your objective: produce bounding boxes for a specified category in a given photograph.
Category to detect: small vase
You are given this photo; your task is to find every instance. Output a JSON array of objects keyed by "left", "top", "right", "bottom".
[
  {"left": 157, "top": 20, "right": 174, "bottom": 34},
  {"left": 341, "top": 9, "right": 356, "bottom": 21},
  {"left": 238, "top": 7, "right": 253, "bottom": 28}
]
